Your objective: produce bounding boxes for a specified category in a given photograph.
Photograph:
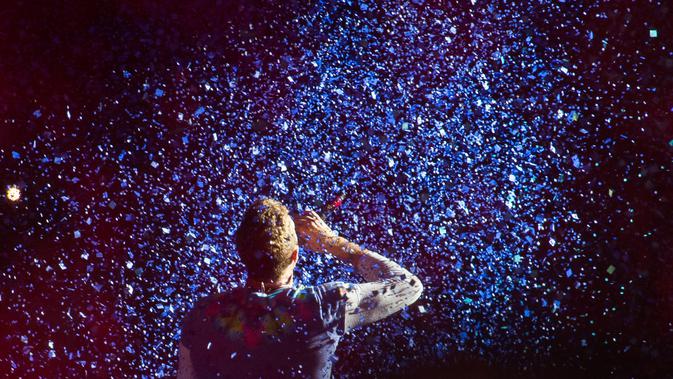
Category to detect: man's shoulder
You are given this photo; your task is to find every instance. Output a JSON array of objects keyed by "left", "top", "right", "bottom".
[
  {"left": 303, "top": 281, "right": 360, "bottom": 316},
  {"left": 184, "top": 288, "right": 246, "bottom": 317},
  {"left": 191, "top": 289, "right": 230, "bottom": 306},
  {"left": 313, "top": 281, "right": 358, "bottom": 297},
  {"left": 292, "top": 281, "right": 351, "bottom": 298},
  {"left": 184, "top": 283, "right": 355, "bottom": 315}
]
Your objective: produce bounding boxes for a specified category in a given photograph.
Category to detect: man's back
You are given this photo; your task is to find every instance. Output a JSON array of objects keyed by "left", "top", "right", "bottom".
[{"left": 180, "top": 282, "right": 357, "bottom": 378}]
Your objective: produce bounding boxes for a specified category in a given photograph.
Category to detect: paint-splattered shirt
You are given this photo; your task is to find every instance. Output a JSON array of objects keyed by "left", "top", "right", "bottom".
[{"left": 180, "top": 282, "right": 359, "bottom": 379}]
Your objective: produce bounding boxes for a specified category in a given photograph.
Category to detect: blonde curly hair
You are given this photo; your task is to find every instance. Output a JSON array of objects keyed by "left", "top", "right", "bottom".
[{"left": 234, "top": 197, "right": 298, "bottom": 281}]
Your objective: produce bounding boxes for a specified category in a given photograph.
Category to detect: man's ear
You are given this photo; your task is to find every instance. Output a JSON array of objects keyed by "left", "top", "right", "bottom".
[{"left": 291, "top": 246, "right": 299, "bottom": 263}]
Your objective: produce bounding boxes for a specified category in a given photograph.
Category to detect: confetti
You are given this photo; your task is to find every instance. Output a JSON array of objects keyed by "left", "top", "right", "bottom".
[{"left": 1, "top": 1, "right": 670, "bottom": 377}]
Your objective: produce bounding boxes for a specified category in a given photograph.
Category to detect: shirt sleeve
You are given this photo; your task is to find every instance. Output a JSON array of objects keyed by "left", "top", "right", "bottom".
[
  {"left": 313, "top": 281, "right": 361, "bottom": 336},
  {"left": 345, "top": 251, "right": 424, "bottom": 333}
]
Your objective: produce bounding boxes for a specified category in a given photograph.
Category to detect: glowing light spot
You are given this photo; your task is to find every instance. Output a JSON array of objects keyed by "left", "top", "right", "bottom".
[{"left": 6, "top": 185, "right": 21, "bottom": 202}]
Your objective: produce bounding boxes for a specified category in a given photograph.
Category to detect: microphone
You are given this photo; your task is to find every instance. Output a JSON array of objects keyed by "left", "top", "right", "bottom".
[{"left": 317, "top": 189, "right": 348, "bottom": 220}]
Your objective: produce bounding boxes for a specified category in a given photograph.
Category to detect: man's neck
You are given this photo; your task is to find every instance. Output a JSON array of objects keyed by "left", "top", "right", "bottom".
[{"left": 246, "top": 273, "right": 294, "bottom": 293}]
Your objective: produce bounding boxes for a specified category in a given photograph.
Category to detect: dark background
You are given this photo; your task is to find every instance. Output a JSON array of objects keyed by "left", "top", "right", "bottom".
[{"left": 1, "top": 0, "right": 672, "bottom": 378}]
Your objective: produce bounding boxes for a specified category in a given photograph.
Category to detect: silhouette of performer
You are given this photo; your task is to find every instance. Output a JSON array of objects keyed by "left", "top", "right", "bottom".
[{"left": 178, "top": 197, "right": 423, "bottom": 378}]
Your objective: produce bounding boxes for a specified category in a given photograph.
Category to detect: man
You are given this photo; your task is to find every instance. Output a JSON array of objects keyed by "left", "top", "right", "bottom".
[{"left": 178, "top": 197, "right": 423, "bottom": 378}]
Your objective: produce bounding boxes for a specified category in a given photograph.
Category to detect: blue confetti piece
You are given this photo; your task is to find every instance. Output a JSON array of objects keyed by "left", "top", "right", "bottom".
[
  {"left": 571, "top": 155, "right": 581, "bottom": 168},
  {"left": 193, "top": 106, "right": 205, "bottom": 117}
]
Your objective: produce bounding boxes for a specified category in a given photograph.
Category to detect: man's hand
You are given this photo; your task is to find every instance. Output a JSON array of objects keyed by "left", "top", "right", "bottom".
[{"left": 294, "top": 209, "right": 338, "bottom": 253}]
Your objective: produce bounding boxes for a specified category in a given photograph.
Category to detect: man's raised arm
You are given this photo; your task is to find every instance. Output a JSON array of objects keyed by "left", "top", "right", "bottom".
[{"left": 294, "top": 210, "right": 424, "bottom": 333}]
